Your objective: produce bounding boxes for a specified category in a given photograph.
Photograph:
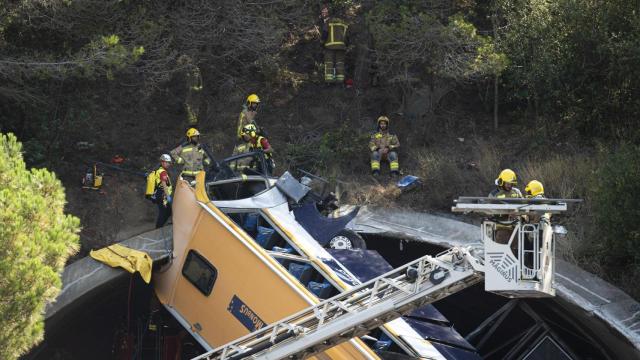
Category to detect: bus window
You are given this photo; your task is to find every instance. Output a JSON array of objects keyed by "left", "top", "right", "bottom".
[{"left": 182, "top": 250, "right": 218, "bottom": 296}]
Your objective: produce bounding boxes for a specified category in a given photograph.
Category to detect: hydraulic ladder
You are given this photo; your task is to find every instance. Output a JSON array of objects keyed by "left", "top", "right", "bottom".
[{"left": 193, "top": 247, "right": 485, "bottom": 360}]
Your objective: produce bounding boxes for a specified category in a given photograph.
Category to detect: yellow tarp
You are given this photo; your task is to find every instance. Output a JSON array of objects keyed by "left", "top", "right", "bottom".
[{"left": 90, "top": 243, "right": 153, "bottom": 283}]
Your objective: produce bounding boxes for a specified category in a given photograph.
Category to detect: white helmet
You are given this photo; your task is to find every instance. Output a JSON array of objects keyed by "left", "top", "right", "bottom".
[{"left": 159, "top": 154, "right": 172, "bottom": 162}]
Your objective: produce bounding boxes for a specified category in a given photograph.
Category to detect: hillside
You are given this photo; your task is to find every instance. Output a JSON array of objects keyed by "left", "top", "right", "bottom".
[{"left": 2, "top": 0, "right": 640, "bottom": 301}]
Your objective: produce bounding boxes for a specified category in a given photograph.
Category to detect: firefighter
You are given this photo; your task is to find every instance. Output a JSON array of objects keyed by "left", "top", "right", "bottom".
[
  {"left": 318, "top": 5, "right": 348, "bottom": 83},
  {"left": 523, "top": 180, "right": 550, "bottom": 269},
  {"left": 178, "top": 55, "right": 204, "bottom": 128},
  {"left": 525, "top": 180, "right": 551, "bottom": 223},
  {"left": 237, "top": 93, "right": 260, "bottom": 140},
  {"left": 489, "top": 169, "right": 523, "bottom": 245},
  {"left": 489, "top": 169, "right": 523, "bottom": 198},
  {"left": 525, "top": 180, "right": 544, "bottom": 199},
  {"left": 229, "top": 141, "right": 253, "bottom": 173},
  {"left": 241, "top": 124, "right": 275, "bottom": 175},
  {"left": 369, "top": 116, "right": 400, "bottom": 176},
  {"left": 145, "top": 154, "right": 173, "bottom": 228},
  {"left": 170, "top": 128, "right": 212, "bottom": 183}
]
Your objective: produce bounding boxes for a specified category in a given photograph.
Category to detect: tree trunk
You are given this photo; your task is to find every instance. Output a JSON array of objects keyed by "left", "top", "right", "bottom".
[
  {"left": 491, "top": 11, "right": 499, "bottom": 130},
  {"left": 494, "top": 74, "right": 499, "bottom": 130}
]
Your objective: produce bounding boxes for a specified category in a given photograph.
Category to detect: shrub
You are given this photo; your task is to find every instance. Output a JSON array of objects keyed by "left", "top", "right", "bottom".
[
  {"left": 518, "top": 155, "right": 593, "bottom": 199},
  {"left": 284, "top": 124, "right": 369, "bottom": 174},
  {"left": 592, "top": 144, "right": 640, "bottom": 265},
  {"left": 414, "top": 150, "right": 474, "bottom": 207},
  {"left": 0, "top": 133, "right": 80, "bottom": 359}
]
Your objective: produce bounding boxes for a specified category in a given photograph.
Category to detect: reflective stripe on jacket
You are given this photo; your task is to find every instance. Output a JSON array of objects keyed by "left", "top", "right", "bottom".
[
  {"left": 324, "top": 19, "right": 347, "bottom": 49},
  {"left": 369, "top": 131, "right": 399, "bottom": 152},
  {"left": 488, "top": 187, "right": 523, "bottom": 198},
  {"left": 170, "top": 143, "right": 211, "bottom": 174}
]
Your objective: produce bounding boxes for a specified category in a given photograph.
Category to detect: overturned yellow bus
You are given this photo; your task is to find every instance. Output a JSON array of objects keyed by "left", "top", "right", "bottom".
[{"left": 154, "top": 152, "right": 480, "bottom": 359}]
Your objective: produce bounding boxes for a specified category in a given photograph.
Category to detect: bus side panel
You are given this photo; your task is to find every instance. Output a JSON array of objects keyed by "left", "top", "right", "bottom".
[
  {"left": 170, "top": 203, "right": 377, "bottom": 359},
  {"left": 154, "top": 180, "right": 200, "bottom": 305}
]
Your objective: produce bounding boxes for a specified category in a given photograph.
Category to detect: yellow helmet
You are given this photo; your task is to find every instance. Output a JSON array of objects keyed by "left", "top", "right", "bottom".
[
  {"left": 377, "top": 116, "right": 390, "bottom": 126},
  {"left": 525, "top": 180, "right": 544, "bottom": 197},
  {"left": 246, "top": 94, "right": 260, "bottom": 104},
  {"left": 186, "top": 127, "right": 200, "bottom": 138},
  {"left": 242, "top": 124, "right": 258, "bottom": 137},
  {"left": 495, "top": 169, "right": 517, "bottom": 186}
]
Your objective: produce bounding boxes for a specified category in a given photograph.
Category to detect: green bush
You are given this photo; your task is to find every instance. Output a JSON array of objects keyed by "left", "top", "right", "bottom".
[
  {"left": 366, "top": 1, "right": 505, "bottom": 84},
  {"left": 284, "top": 124, "right": 369, "bottom": 174},
  {"left": 496, "top": 0, "right": 640, "bottom": 140},
  {"left": 592, "top": 144, "right": 640, "bottom": 265},
  {"left": 318, "top": 124, "right": 369, "bottom": 170},
  {"left": 0, "top": 133, "right": 80, "bottom": 359}
]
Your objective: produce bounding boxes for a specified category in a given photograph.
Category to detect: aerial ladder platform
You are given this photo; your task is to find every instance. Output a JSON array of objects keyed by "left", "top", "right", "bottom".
[{"left": 193, "top": 198, "right": 576, "bottom": 360}]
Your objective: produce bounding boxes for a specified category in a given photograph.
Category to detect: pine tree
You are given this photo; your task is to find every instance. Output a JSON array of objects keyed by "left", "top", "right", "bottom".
[{"left": 0, "top": 133, "right": 80, "bottom": 359}]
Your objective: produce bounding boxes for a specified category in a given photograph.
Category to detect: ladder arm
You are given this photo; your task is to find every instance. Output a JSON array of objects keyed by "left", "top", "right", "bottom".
[{"left": 193, "top": 247, "right": 485, "bottom": 360}]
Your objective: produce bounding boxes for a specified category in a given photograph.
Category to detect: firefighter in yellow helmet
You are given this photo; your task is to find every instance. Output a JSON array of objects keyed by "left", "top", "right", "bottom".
[
  {"left": 318, "top": 5, "right": 348, "bottom": 83},
  {"left": 525, "top": 180, "right": 544, "bottom": 198},
  {"left": 237, "top": 93, "right": 261, "bottom": 140},
  {"left": 369, "top": 116, "right": 400, "bottom": 176},
  {"left": 525, "top": 180, "right": 550, "bottom": 224},
  {"left": 178, "top": 55, "right": 204, "bottom": 127},
  {"left": 170, "top": 128, "right": 211, "bottom": 183},
  {"left": 488, "top": 169, "right": 523, "bottom": 245},
  {"left": 240, "top": 123, "right": 275, "bottom": 175},
  {"left": 489, "top": 169, "right": 523, "bottom": 198},
  {"left": 145, "top": 154, "right": 173, "bottom": 228}
]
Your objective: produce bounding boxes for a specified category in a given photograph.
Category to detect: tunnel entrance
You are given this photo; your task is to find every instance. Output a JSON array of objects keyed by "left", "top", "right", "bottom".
[
  {"left": 362, "top": 233, "right": 617, "bottom": 360},
  {"left": 24, "top": 274, "right": 204, "bottom": 360}
]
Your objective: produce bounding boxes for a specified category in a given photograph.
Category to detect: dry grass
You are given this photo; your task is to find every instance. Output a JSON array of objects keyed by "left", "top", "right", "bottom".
[
  {"left": 518, "top": 155, "right": 593, "bottom": 199},
  {"left": 412, "top": 150, "right": 478, "bottom": 206},
  {"left": 342, "top": 140, "right": 600, "bottom": 274},
  {"left": 476, "top": 139, "right": 501, "bottom": 185},
  {"left": 344, "top": 183, "right": 402, "bottom": 206}
]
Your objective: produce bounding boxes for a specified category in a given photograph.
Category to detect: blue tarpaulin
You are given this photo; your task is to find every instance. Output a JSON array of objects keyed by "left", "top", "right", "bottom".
[{"left": 396, "top": 175, "right": 421, "bottom": 192}]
